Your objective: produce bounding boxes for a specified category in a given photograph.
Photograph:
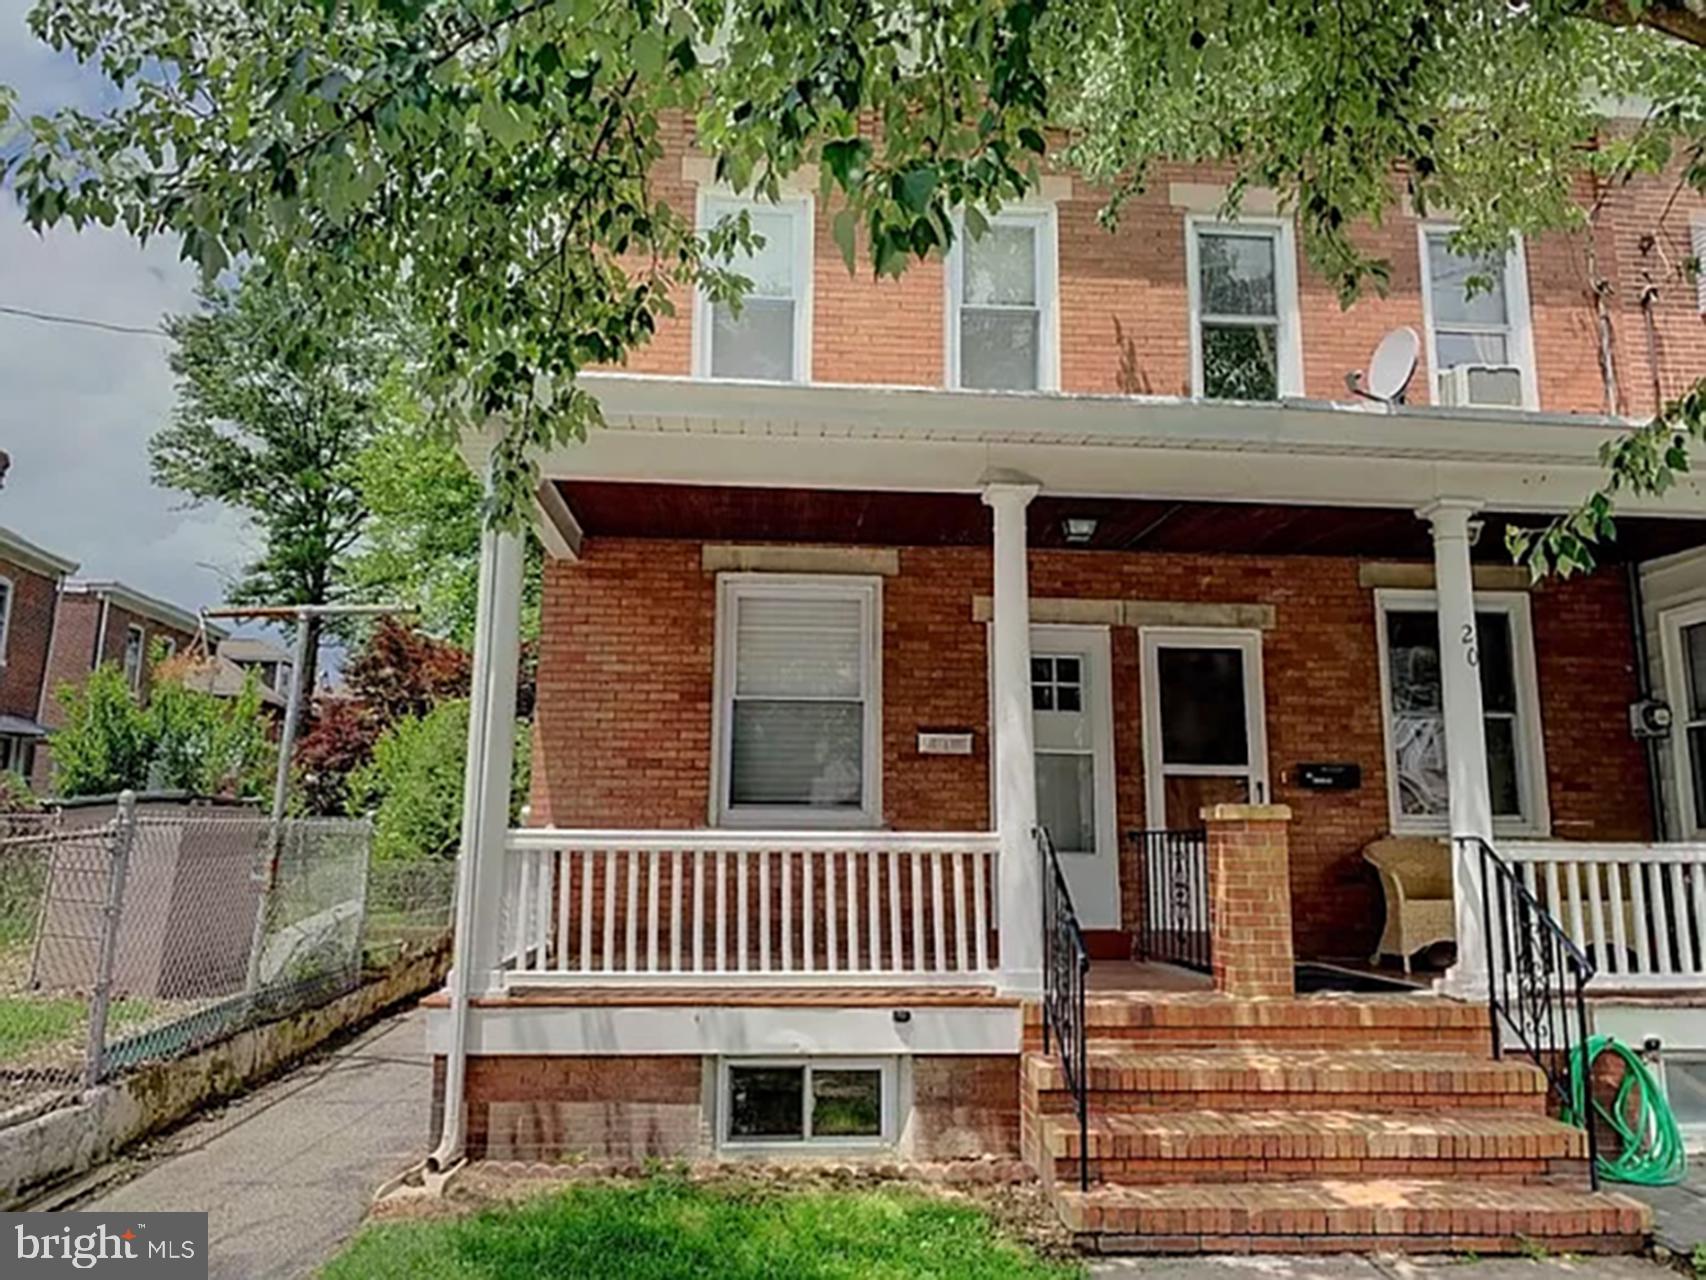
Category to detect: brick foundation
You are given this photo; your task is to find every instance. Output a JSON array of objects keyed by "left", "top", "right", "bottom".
[
  {"left": 1205, "top": 805, "right": 1295, "bottom": 998},
  {"left": 434, "top": 1053, "right": 1022, "bottom": 1162}
]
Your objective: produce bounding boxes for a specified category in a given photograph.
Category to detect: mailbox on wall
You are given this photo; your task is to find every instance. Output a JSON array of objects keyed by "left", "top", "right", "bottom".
[{"left": 1295, "top": 762, "right": 1362, "bottom": 791}]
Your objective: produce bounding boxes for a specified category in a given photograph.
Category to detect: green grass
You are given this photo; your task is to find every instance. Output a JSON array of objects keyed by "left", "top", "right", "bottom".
[
  {"left": 322, "top": 1179, "right": 1080, "bottom": 1280},
  {"left": 0, "top": 994, "right": 153, "bottom": 1060}
]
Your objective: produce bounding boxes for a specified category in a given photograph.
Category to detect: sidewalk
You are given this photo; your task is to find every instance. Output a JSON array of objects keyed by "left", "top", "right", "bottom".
[{"left": 80, "top": 1006, "right": 430, "bottom": 1280}]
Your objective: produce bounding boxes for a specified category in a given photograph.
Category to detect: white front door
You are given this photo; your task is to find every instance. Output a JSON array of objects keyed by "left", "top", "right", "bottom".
[
  {"left": 1662, "top": 601, "right": 1706, "bottom": 839},
  {"left": 1029, "top": 625, "right": 1120, "bottom": 929},
  {"left": 1140, "top": 628, "right": 1270, "bottom": 828}
]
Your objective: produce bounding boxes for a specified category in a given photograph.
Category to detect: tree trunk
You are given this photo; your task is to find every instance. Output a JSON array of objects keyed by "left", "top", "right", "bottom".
[
  {"left": 1591, "top": 0, "right": 1706, "bottom": 49},
  {"left": 287, "top": 612, "right": 323, "bottom": 754}
]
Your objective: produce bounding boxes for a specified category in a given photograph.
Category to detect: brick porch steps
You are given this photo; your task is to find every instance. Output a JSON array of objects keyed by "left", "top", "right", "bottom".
[
  {"left": 1022, "top": 993, "right": 1489, "bottom": 1051},
  {"left": 1056, "top": 1180, "right": 1651, "bottom": 1255},
  {"left": 1024, "top": 1048, "right": 1548, "bottom": 1113},
  {"left": 1036, "top": 1110, "right": 1587, "bottom": 1185}
]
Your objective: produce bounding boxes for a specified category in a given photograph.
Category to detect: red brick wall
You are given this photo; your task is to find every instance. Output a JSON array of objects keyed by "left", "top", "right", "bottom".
[
  {"left": 0, "top": 557, "right": 60, "bottom": 724},
  {"left": 910, "top": 1056, "right": 1021, "bottom": 1159},
  {"left": 39, "top": 593, "right": 102, "bottom": 731},
  {"left": 435, "top": 1052, "right": 1020, "bottom": 1161},
  {"left": 608, "top": 142, "right": 1705, "bottom": 417},
  {"left": 533, "top": 539, "right": 1653, "bottom": 961}
]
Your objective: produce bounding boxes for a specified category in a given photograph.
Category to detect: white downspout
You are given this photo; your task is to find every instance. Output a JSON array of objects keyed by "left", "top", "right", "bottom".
[{"left": 429, "top": 504, "right": 524, "bottom": 1171}]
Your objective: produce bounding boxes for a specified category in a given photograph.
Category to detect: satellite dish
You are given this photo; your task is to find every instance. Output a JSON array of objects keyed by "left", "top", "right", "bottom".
[{"left": 1346, "top": 327, "right": 1420, "bottom": 405}]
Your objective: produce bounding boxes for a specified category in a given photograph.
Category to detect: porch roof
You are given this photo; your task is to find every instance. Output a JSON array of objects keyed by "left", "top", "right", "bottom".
[
  {"left": 502, "top": 375, "right": 1706, "bottom": 528},
  {"left": 551, "top": 479, "right": 1706, "bottom": 563}
]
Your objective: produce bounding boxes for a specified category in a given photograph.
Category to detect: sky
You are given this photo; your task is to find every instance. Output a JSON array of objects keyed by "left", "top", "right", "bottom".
[{"left": 0, "top": 0, "right": 255, "bottom": 615}]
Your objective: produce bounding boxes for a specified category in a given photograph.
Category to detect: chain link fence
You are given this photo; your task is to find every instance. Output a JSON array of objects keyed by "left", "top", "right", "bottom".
[{"left": 0, "top": 796, "right": 454, "bottom": 1126}]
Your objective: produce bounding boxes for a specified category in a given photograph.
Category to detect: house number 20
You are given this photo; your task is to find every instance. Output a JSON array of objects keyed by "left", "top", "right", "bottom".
[{"left": 1460, "top": 622, "right": 1478, "bottom": 668}]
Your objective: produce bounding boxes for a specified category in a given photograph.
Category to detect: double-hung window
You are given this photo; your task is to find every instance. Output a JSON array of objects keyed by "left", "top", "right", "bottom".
[
  {"left": 714, "top": 575, "right": 881, "bottom": 827},
  {"left": 1419, "top": 227, "right": 1535, "bottom": 408},
  {"left": 948, "top": 211, "right": 1056, "bottom": 390},
  {"left": 1187, "top": 218, "right": 1302, "bottom": 401},
  {"left": 122, "top": 624, "right": 146, "bottom": 691},
  {"left": 1375, "top": 590, "right": 1548, "bottom": 835},
  {"left": 697, "top": 195, "right": 812, "bottom": 382}
]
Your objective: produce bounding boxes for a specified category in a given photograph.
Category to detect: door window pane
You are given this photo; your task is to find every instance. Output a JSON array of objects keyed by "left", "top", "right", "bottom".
[
  {"left": 1383, "top": 606, "right": 1529, "bottom": 821},
  {"left": 1685, "top": 623, "right": 1706, "bottom": 718},
  {"left": 811, "top": 1069, "right": 882, "bottom": 1137},
  {"left": 728, "top": 1066, "right": 804, "bottom": 1140},
  {"left": 1037, "top": 752, "right": 1095, "bottom": 854},
  {"left": 1157, "top": 647, "right": 1249, "bottom": 766}
]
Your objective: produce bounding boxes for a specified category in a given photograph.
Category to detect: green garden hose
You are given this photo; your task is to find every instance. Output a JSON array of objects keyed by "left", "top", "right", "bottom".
[{"left": 1564, "top": 1035, "right": 1688, "bottom": 1186}]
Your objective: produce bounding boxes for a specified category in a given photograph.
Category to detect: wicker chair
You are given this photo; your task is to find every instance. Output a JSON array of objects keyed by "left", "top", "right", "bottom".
[{"left": 1364, "top": 837, "right": 1454, "bottom": 973}]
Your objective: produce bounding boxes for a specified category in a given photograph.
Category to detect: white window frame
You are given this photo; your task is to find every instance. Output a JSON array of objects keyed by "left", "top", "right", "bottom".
[
  {"left": 717, "top": 1057, "right": 897, "bottom": 1151},
  {"left": 693, "top": 192, "right": 814, "bottom": 383},
  {"left": 1185, "top": 214, "right": 1305, "bottom": 400},
  {"left": 710, "top": 573, "right": 883, "bottom": 829},
  {"left": 1416, "top": 223, "right": 1539, "bottom": 410},
  {"left": 944, "top": 207, "right": 1060, "bottom": 392},
  {"left": 1658, "top": 598, "right": 1706, "bottom": 839},
  {"left": 122, "top": 623, "right": 147, "bottom": 691},
  {"left": 0, "top": 575, "right": 12, "bottom": 667},
  {"left": 1373, "top": 588, "right": 1550, "bottom": 837}
]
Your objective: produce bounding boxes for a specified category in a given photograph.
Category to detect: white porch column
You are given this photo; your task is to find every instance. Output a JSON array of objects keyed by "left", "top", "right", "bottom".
[
  {"left": 455, "top": 515, "right": 526, "bottom": 996},
  {"left": 984, "top": 476, "right": 1042, "bottom": 995},
  {"left": 1419, "top": 498, "right": 1494, "bottom": 999}
]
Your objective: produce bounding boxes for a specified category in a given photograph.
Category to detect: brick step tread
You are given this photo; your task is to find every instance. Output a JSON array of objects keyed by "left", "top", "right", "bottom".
[
  {"left": 1024, "top": 993, "right": 1488, "bottom": 1035},
  {"left": 1054, "top": 1179, "right": 1651, "bottom": 1241},
  {"left": 1025, "top": 1048, "right": 1544, "bottom": 1097},
  {"left": 1038, "top": 1109, "right": 1586, "bottom": 1161}
]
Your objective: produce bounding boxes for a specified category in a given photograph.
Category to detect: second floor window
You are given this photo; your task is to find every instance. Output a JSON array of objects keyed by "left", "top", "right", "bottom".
[
  {"left": 698, "top": 196, "right": 811, "bottom": 383},
  {"left": 949, "top": 211, "right": 1055, "bottom": 391},
  {"left": 123, "top": 624, "right": 146, "bottom": 691},
  {"left": 1189, "top": 220, "right": 1300, "bottom": 401},
  {"left": 1420, "top": 228, "right": 1535, "bottom": 408},
  {"left": 0, "top": 577, "right": 11, "bottom": 666}
]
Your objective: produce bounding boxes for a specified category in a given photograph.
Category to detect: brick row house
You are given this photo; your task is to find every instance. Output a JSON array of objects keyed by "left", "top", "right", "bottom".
[
  {"left": 27, "top": 577, "right": 225, "bottom": 792},
  {"left": 426, "top": 143, "right": 1706, "bottom": 1253},
  {"left": 0, "top": 526, "right": 80, "bottom": 783}
]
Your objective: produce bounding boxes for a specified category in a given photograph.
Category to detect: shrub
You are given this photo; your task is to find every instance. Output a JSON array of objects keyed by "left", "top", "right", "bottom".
[
  {"left": 348, "top": 698, "right": 529, "bottom": 861},
  {"left": 49, "top": 664, "right": 271, "bottom": 799}
]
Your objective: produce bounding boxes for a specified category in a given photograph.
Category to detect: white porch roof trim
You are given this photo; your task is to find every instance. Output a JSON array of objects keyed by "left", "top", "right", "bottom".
[{"left": 530, "top": 374, "right": 1706, "bottom": 521}]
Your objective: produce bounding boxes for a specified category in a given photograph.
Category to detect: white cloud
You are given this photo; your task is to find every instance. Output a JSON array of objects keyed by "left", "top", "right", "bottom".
[{"left": 0, "top": 1, "right": 250, "bottom": 614}]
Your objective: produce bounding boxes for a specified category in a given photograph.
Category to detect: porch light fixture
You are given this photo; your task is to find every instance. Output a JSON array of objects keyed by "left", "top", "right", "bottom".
[{"left": 1062, "top": 517, "right": 1099, "bottom": 545}]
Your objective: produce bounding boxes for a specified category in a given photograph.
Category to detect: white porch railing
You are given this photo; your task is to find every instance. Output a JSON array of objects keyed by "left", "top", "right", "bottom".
[
  {"left": 501, "top": 829, "right": 1001, "bottom": 986},
  {"left": 1504, "top": 841, "right": 1706, "bottom": 991}
]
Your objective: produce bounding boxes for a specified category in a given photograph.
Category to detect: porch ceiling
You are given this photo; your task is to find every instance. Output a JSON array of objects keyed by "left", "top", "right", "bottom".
[{"left": 554, "top": 480, "right": 1706, "bottom": 562}]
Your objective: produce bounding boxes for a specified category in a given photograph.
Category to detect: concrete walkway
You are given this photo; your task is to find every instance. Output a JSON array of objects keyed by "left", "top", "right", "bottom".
[{"left": 81, "top": 1006, "right": 430, "bottom": 1280}]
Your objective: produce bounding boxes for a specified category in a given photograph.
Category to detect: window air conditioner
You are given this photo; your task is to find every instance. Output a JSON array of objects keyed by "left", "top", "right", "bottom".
[{"left": 1437, "top": 363, "right": 1525, "bottom": 409}]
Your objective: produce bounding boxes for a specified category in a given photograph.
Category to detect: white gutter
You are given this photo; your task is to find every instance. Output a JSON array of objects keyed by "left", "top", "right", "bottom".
[{"left": 429, "top": 511, "right": 523, "bottom": 1171}]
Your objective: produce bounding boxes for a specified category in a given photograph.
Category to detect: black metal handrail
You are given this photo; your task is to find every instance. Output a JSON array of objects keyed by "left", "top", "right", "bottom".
[
  {"left": 1038, "top": 825, "right": 1091, "bottom": 1192},
  {"left": 1470, "top": 835, "right": 1601, "bottom": 1190},
  {"left": 1134, "top": 827, "right": 1211, "bottom": 973}
]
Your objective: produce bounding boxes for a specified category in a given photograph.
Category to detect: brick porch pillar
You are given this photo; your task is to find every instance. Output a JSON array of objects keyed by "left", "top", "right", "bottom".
[{"left": 1203, "top": 803, "right": 1295, "bottom": 998}]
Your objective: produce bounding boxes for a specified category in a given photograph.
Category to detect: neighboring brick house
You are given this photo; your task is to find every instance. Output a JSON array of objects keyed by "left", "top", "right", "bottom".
[
  {"left": 425, "top": 145, "right": 1706, "bottom": 1254},
  {"left": 35, "top": 581, "right": 226, "bottom": 790},
  {"left": 0, "top": 525, "right": 79, "bottom": 783}
]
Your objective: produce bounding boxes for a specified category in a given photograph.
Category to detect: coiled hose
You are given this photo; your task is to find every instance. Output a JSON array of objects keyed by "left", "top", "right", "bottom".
[{"left": 1564, "top": 1035, "right": 1688, "bottom": 1186}]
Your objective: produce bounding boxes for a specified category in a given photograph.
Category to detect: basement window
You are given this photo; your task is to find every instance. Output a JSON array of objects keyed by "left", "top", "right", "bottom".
[{"left": 722, "top": 1060, "right": 890, "bottom": 1147}]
